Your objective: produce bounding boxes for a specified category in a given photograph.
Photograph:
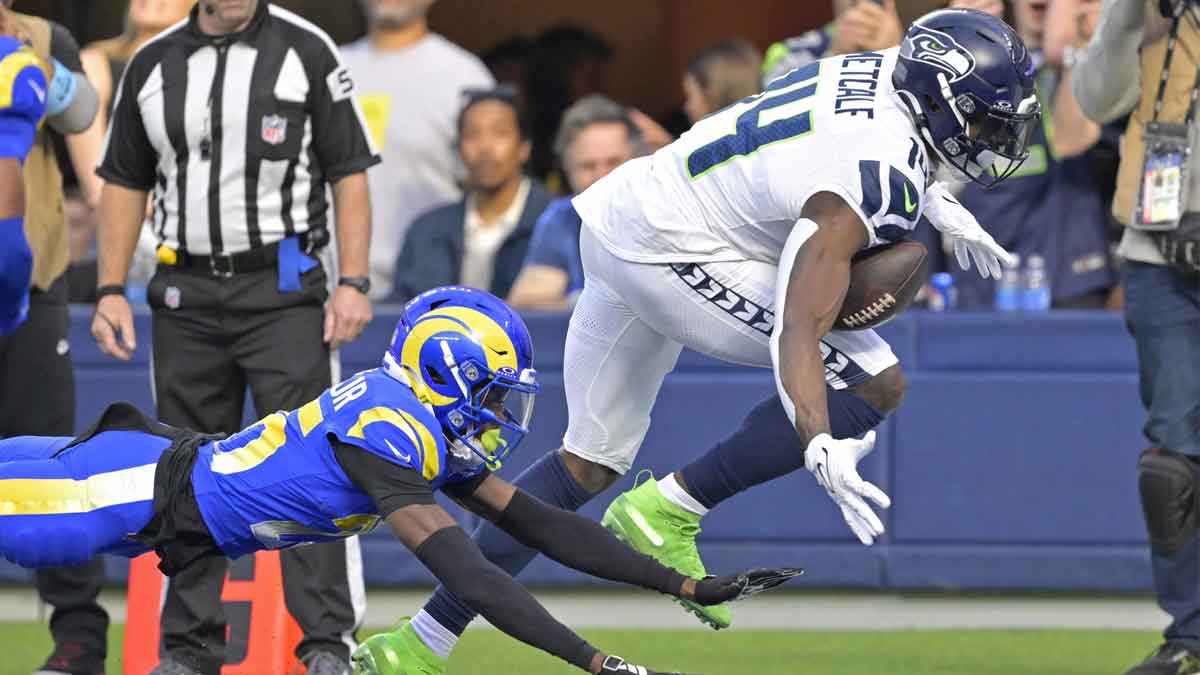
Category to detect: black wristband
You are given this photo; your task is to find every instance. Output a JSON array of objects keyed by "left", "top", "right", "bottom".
[
  {"left": 96, "top": 285, "right": 126, "bottom": 299},
  {"left": 338, "top": 275, "right": 371, "bottom": 295}
]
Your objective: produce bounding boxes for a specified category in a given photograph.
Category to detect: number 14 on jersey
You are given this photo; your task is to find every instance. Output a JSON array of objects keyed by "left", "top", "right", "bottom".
[{"left": 687, "top": 62, "right": 821, "bottom": 179}]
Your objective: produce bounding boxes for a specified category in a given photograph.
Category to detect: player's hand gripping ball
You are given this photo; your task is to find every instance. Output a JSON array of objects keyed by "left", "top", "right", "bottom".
[{"left": 835, "top": 240, "right": 929, "bottom": 330}]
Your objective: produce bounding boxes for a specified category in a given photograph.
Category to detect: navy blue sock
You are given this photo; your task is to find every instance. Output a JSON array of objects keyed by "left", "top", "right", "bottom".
[
  {"left": 422, "top": 449, "right": 594, "bottom": 636},
  {"left": 680, "top": 386, "right": 884, "bottom": 509}
]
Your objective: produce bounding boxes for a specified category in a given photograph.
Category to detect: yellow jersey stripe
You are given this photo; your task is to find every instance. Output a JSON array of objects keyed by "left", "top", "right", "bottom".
[
  {"left": 345, "top": 406, "right": 440, "bottom": 480},
  {"left": 297, "top": 399, "right": 323, "bottom": 436},
  {"left": 347, "top": 407, "right": 410, "bottom": 442},
  {"left": 396, "top": 410, "right": 440, "bottom": 480},
  {"left": 0, "top": 463, "right": 157, "bottom": 516}
]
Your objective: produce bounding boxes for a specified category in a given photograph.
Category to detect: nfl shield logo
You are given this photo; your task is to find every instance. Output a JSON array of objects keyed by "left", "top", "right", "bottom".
[{"left": 261, "top": 114, "right": 287, "bottom": 145}]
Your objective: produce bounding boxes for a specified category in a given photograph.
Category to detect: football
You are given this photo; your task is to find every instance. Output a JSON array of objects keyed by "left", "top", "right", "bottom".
[{"left": 835, "top": 240, "right": 929, "bottom": 330}]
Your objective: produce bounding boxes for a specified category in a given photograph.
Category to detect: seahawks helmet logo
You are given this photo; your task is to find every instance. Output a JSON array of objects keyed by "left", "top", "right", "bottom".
[{"left": 906, "top": 25, "right": 975, "bottom": 83}]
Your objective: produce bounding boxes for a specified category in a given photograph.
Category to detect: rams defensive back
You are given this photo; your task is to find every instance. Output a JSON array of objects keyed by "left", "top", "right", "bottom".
[{"left": 0, "top": 287, "right": 798, "bottom": 675}]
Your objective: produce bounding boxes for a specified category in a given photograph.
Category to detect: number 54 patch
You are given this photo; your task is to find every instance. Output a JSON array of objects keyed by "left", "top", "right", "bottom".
[{"left": 326, "top": 66, "right": 355, "bottom": 102}]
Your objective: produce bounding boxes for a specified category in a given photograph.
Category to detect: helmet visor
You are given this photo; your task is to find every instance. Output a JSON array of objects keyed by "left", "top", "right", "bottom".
[
  {"left": 965, "top": 97, "right": 1041, "bottom": 187},
  {"left": 976, "top": 107, "right": 1038, "bottom": 161},
  {"left": 479, "top": 368, "right": 537, "bottom": 444}
]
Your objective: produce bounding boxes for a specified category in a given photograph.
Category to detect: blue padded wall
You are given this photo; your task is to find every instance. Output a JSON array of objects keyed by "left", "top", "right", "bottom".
[{"left": 12, "top": 307, "right": 1150, "bottom": 593}]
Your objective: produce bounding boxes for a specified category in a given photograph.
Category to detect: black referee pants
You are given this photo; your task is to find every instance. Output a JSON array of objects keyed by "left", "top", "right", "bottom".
[
  {"left": 147, "top": 262, "right": 361, "bottom": 674},
  {"left": 0, "top": 276, "right": 109, "bottom": 667}
]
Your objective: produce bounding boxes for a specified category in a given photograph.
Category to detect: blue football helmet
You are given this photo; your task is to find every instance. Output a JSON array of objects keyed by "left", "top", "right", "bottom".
[
  {"left": 382, "top": 286, "right": 538, "bottom": 471},
  {"left": 892, "top": 8, "right": 1040, "bottom": 188}
]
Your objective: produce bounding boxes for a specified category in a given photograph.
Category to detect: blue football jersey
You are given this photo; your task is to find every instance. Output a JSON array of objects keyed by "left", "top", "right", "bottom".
[{"left": 190, "top": 367, "right": 479, "bottom": 558}]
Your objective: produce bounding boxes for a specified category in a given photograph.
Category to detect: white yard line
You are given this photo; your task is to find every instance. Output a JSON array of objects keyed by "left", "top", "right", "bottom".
[{"left": 0, "top": 587, "right": 1170, "bottom": 632}]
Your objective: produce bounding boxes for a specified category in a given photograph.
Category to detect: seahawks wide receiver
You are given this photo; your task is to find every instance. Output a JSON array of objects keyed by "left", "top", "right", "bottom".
[
  {"left": 385, "top": 10, "right": 1040, "bottom": 665},
  {"left": 0, "top": 286, "right": 800, "bottom": 675}
]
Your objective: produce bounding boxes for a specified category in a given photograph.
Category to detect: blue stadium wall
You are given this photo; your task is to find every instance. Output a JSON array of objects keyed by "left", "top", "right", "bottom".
[{"left": 0, "top": 308, "right": 1152, "bottom": 592}]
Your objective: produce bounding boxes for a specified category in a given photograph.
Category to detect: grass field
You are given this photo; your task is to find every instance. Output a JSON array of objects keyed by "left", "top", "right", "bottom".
[{"left": 0, "top": 623, "right": 1160, "bottom": 675}]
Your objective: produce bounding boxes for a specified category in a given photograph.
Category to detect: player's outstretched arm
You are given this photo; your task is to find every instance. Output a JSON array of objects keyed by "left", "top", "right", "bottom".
[
  {"left": 336, "top": 441, "right": 697, "bottom": 672},
  {"left": 384, "top": 502, "right": 699, "bottom": 675},
  {"left": 772, "top": 192, "right": 891, "bottom": 545},
  {"left": 448, "top": 474, "right": 802, "bottom": 606}
]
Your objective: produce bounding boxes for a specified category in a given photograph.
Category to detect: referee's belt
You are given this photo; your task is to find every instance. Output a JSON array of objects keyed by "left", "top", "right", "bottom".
[{"left": 161, "top": 229, "right": 328, "bottom": 277}]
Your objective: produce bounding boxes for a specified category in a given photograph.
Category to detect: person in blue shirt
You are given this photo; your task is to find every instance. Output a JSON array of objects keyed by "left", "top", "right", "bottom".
[
  {"left": 507, "top": 95, "right": 645, "bottom": 311},
  {"left": 0, "top": 286, "right": 796, "bottom": 675},
  {"left": 0, "top": 35, "right": 47, "bottom": 335}
]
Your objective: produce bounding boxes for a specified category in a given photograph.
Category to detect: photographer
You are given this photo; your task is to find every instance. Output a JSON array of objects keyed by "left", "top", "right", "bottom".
[{"left": 1072, "top": 1, "right": 1200, "bottom": 673}]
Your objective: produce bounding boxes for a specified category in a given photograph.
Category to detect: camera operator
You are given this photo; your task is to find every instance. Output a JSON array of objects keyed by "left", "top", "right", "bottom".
[{"left": 1072, "top": 1, "right": 1200, "bottom": 673}]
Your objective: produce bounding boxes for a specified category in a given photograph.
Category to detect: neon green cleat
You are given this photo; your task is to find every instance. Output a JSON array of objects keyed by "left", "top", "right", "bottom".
[
  {"left": 601, "top": 475, "right": 732, "bottom": 630},
  {"left": 351, "top": 618, "right": 447, "bottom": 675}
]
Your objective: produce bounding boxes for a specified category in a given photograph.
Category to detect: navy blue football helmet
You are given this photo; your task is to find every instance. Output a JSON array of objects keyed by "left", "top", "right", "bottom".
[{"left": 892, "top": 8, "right": 1040, "bottom": 188}]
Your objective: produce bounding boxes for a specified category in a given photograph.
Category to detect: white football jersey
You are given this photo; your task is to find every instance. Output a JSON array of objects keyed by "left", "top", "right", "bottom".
[{"left": 574, "top": 47, "right": 929, "bottom": 266}]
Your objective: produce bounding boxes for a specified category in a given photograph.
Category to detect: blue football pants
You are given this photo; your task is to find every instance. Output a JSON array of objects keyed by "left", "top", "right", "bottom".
[{"left": 0, "top": 430, "right": 168, "bottom": 567}]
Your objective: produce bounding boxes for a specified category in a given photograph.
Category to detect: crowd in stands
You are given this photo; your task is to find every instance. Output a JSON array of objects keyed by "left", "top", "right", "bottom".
[{"left": 59, "top": 0, "right": 1124, "bottom": 313}]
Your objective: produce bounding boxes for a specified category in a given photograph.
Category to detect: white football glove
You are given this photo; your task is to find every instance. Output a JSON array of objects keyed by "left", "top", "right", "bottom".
[
  {"left": 923, "top": 181, "right": 1016, "bottom": 280},
  {"left": 805, "top": 431, "right": 891, "bottom": 546}
]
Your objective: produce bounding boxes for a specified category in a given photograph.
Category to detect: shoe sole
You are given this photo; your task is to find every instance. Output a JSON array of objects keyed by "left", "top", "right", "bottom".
[{"left": 602, "top": 502, "right": 730, "bottom": 631}]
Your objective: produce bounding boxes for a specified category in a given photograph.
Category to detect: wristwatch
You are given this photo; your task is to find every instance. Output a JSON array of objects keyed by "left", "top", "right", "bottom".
[{"left": 338, "top": 276, "right": 371, "bottom": 295}]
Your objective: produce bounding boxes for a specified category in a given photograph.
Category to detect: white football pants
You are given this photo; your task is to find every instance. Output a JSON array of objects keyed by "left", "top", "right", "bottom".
[{"left": 561, "top": 225, "right": 897, "bottom": 474}]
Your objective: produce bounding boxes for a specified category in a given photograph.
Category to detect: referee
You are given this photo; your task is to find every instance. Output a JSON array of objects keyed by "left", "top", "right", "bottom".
[{"left": 90, "top": 2, "right": 377, "bottom": 674}]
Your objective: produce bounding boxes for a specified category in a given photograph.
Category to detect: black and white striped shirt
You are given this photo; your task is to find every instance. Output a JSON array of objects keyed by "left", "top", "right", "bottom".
[{"left": 98, "top": 2, "right": 379, "bottom": 256}]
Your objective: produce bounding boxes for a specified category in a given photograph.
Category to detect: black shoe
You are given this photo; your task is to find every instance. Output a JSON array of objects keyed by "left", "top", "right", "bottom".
[
  {"left": 33, "top": 641, "right": 105, "bottom": 675},
  {"left": 1127, "top": 643, "right": 1200, "bottom": 675}
]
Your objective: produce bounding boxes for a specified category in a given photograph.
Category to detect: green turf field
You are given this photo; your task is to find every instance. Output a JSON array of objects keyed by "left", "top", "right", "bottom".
[{"left": 0, "top": 623, "right": 1159, "bottom": 674}]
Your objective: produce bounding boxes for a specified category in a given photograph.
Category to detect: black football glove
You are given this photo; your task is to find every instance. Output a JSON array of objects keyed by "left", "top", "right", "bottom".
[
  {"left": 692, "top": 566, "right": 804, "bottom": 606},
  {"left": 599, "top": 655, "right": 700, "bottom": 675}
]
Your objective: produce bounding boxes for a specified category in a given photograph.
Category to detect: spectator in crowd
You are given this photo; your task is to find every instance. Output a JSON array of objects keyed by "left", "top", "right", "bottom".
[
  {"left": 482, "top": 36, "right": 534, "bottom": 91},
  {"left": 525, "top": 24, "right": 613, "bottom": 180},
  {"left": 508, "top": 95, "right": 645, "bottom": 311},
  {"left": 761, "top": 0, "right": 903, "bottom": 85},
  {"left": 1046, "top": 0, "right": 1125, "bottom": 247},
  {"left": 80, "top": 0, "right": 195, "bottom": 127},
  {"left": 91, "top": 1, "right": 377, "bottom": 673},
  {"left": 67, "top": 0, "right": 195, "bottom": 304},
  {"left": 0, "top": 4, "right": 104, "bottom": 675},
  {"left": 392, "top": 88, "right": 551, "bottom": 303},
  {"left": 341, "top": 0, "right": 495, "bottom": 299},
  {"left": 944, "top": 0, "right": 1115, "bottom": 309},
  {"left": 682, "top": 38, "right": 762, "bottom": 124},
  {"left": 1073, "top": 1, "right": 1200, "bottom": 672}
]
